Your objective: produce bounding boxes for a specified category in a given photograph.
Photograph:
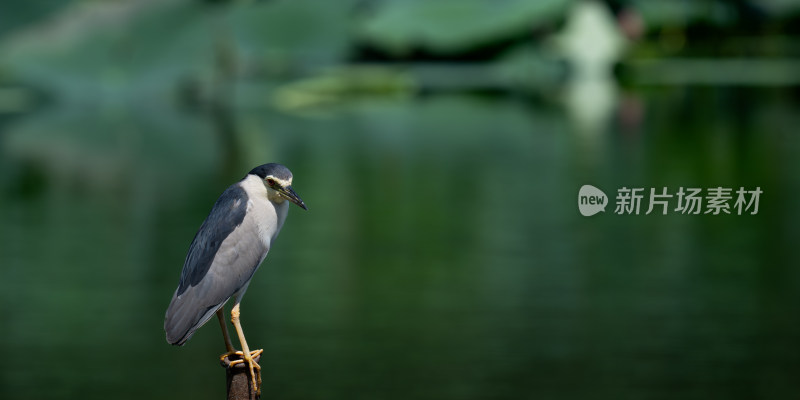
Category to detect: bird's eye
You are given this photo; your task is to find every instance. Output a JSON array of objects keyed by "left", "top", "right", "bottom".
[{"left": 266, "top": 178, "right": 275, "bottom": 187}]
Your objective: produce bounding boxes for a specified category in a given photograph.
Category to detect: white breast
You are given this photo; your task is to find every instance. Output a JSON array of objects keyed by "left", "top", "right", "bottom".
[{"left": 239, "top": 174, "right": 290, "bottom": 248}]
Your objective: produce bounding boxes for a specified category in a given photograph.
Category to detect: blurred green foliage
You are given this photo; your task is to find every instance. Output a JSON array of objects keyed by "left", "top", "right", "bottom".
[
  {"left": 358, "top": 0, "right": 570, "bottom": 55},
  {"left": 2, "top": 0, "right": 799, "bottom": 103}
]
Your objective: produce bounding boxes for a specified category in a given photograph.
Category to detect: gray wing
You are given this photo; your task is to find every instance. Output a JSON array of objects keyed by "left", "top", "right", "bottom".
[{"left": 164, "top": 184, "right": 269, "bottom": 345}]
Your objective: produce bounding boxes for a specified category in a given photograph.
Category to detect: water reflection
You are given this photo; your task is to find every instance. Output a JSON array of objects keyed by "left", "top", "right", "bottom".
[{"left": 0, "top": 89, "right": 798, "bottom": 399}]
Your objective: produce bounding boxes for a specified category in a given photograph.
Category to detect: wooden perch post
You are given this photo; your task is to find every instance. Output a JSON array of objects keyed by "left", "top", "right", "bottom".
[{"left": 221, "top": 353, "right": 261, "bottom": 400}]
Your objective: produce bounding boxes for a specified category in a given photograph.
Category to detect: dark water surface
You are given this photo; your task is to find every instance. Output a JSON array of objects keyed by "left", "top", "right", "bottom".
[{"left": 1, "top": 87, "right": 798, "bottom": 399}]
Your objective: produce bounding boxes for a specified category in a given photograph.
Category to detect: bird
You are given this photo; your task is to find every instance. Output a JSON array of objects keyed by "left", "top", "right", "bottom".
[{"left": 164, "top": 163, "right": 307, "bottom": 396}]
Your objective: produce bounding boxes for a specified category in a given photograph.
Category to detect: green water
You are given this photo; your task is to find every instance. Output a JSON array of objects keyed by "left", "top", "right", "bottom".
[{"left": 1, "top": 87, "right": 798, "bottom": 399}]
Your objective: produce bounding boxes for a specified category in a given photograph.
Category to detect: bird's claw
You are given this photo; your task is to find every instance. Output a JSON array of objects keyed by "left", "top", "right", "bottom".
[{"left": 224, "top": 350, "right": 263, "bottom": 396}]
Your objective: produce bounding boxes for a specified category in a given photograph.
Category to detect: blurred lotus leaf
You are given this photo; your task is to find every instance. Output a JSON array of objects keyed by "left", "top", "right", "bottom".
[
  {"left": 358, "top": 0, "right": 571, "bottom": 55},
  {"left": 0, "top": 0, "right": 357, "bottom": 101},
  {"left": 0, "top": 1, "right": 218, "bottom": 100},
  {"left": 226, "top": 0, "right": 355, "bottom": 73}
]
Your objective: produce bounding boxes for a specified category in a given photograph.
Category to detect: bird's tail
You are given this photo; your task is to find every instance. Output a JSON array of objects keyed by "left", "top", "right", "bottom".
[{"left": 164, "top": 289, "right": 225, "bottom": 345}]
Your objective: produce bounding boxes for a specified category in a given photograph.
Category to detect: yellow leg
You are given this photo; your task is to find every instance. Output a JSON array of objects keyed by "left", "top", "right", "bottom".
[
  {"left": 228, "top": 303, "right": 262, "bottom": 396},
  {"left": 217, "top": 308, "right": 235, "bottom": 354}
]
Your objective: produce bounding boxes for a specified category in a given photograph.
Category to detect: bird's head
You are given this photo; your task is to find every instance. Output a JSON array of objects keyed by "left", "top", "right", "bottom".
[{"left": 249, "top": 163, "right": 307, "bottom": 210}]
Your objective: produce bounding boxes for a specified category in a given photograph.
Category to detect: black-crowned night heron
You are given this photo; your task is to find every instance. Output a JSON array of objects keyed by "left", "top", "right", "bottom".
[{"left": 164, "top": 163, "right": 307, "bottom": 395}]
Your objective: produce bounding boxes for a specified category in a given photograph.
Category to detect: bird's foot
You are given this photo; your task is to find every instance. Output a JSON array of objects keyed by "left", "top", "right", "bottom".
[
  {"left": 219, "top": 348, "right": 262, "bottom": 362},
  {"left": 225, "top": 349, "right": 263, "bottom": 396}
]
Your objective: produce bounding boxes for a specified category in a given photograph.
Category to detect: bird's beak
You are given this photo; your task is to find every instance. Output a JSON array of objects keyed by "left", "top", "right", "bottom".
[{"left": 281, "top": 186, "right": 307, "bottom": 210}]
